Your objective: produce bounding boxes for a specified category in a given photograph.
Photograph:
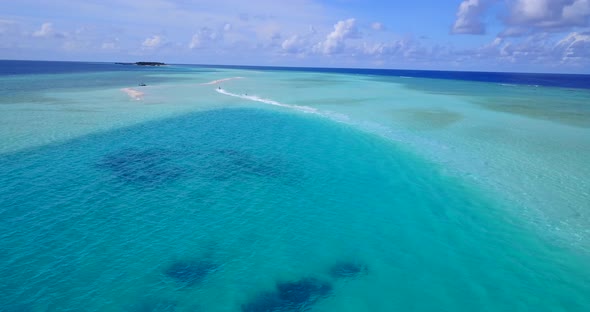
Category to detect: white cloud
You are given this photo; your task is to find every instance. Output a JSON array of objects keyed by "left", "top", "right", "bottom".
[
  {"left": 371, "top": 22, "right": 385, "bottom": 31},
  {"left": 361, "top": 37, "right": 429, "bottom": 62},
  {"left": 506, "top": 0, "right": 590, "bottom": 31},
  {"left": 281, "top": 35, "right": 306, "bottom": 53},
  {"left": 451, "top": 0, "right": 492, "bottom": 34},
  {"left": 362, "top": 42, "right": 393, "bottom": 56},
  {"left": 189, "top": 27, "right": 219, "bottom": 49},
  {"left": 142, "top": 35, "right": 162, "bottom": 49},
  {"left": 556, "top": 31, "right": 590, "bottom": 61},
  {"left": 31, "top": 22, "right": 67, "bottom": 39},
  {"left": 452, "top": 0, "right": 590, "bottom": 37},
  {"left": 563, "top": 0, "right": 590, "bottom": 23},
  {"left": 499, "top": 26, "right": 530, "bottom": 37},
  {"left": 461, "top": 31, "right": 590, "bottom": 68},
  {"left": 33, "top": 22, "right": 55, "bottom": 37},
  {"left": 279, "top": 24, "right": 320, "bottom": 55},
  {"left": 314, "top": 18, "right": 359, "bottom": 55},
  {"left": 514, "top": 0, "right": 549, "bottom": 20},
  {"left": 254, "top": 22, "right": 282, "bottom": 42},
  {"left": 5, "top": 0, "right": 589, "bottom": 71}
]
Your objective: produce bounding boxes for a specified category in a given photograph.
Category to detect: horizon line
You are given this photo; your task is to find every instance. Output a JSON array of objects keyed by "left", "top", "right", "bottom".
[{"left": 2, "top": 58, "right": 590, "bottom": 76}]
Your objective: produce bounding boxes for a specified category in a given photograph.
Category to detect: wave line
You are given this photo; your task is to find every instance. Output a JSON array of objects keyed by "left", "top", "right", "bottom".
[
  {"left": 216, "top": 88, "right": 321, "bottom": 114},
  {"left": 201, "top": 77, "right": 244, "bottom": 85}
]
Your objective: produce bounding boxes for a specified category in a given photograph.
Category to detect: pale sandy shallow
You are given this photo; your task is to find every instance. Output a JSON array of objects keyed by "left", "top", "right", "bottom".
[
  {"left": 201, "top": 77, "right": 244, "bottom": 85},
  {"left": 121, "top": 88, "right": 144, "bottom": 100}
]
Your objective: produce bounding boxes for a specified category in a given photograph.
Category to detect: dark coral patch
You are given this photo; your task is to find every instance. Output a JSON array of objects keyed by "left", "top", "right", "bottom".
[
  {"left": 242, "top": 278, "right": 332, "bottom": 312},
  {"left": 98, "top": 146, "right": 295, "bottom": 187},
  {"left": 276, "top": 278, "right": 332, "bottom": 306},
  {"left": 329, "top": 261, "right": 368, "bottom": 279},
  {"left": 164, "top": 260, "right": 218, "bottom": 287},
  {"left": 98, "top": 149, "right": 183, "bottom": 186}
]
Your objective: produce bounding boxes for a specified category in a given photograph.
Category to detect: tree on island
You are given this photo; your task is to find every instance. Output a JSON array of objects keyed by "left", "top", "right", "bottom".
[
  {"left": 135, "top": 62, "right": 166, "bottom": 66},
  {"left": 115, "top": 62, "right": 166, "bottom": 66}
]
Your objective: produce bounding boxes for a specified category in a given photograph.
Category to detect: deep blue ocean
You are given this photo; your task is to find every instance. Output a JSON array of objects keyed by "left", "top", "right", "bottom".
[
  {"left": 2, "top": 60, "right": 589, "bottom": 89},
  {"left": 191, "top": 64, "right": 590, "bottom": 89},
  {"left": 1, "top": 60, "right": 589, "bottom": 311}
]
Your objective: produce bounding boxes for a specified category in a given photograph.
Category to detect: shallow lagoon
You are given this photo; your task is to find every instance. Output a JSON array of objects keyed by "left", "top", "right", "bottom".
[{"left": 0, "top": 62, "right": 589, "bottom": 311}]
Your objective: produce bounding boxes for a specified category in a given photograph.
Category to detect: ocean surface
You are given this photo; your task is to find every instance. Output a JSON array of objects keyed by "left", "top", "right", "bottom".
[{"left": 1, "top": 60, "right": 589, "bottom": 311}]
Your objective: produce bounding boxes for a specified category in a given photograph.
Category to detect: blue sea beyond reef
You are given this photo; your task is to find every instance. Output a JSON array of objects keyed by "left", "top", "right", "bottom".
[{"left": 1, "top": 60, "right": 589, "bottom": 311}]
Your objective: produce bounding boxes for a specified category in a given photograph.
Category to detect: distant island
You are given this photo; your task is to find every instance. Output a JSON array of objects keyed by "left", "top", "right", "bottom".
[{"left": 115, "top": 62, "right": 166, "bottom": 66}]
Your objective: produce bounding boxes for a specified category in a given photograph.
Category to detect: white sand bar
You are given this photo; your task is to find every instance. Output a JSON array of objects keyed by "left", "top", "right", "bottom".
[{"left": 121, "top": 88, "right": 144, "bottom": 100}]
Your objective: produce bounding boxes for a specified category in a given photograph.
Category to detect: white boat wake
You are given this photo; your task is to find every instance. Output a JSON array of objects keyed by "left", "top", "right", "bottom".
[
  {"left": 216, "top": 88, "right": 321, "bottom": 115},
  {"left": 201, "top": 77, "right": 244, "bottom": 85}
]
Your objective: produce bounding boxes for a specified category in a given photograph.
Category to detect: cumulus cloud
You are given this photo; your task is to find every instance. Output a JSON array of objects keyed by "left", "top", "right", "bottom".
[
  {"left": 33, "top": 22, "right": 57, "bottom": 37},
  {"left": 463, "top": 31, "right": 590, "bottom": 67},
  {"left": 142, "top": 35, "right": 162, "bottom": 49},
  {"left": 279, "top": 19, "right": 433, "bottom": 62},
  {"left": 254, "top": 22, "right": 282, "bottom": 42},
  {"left": 495, "top": 34, "right": 553, "bottom": 62},
  {"left": 5, "top": 0, "right": 588, "bottom": 71},
  {"left": 451, "top": 0, "right": 492, "bottom": 34},
  {"left": 314, "top": 18, "right": 359, "bottom": 55},
  {"left": 358, "top": 30, "right": 588, "bottom": 70},
  {"left": 556, "top": 31, "right": 590, "bottom": 61},
  {"left": 281, "top": 35, "right": 307, "bottom": 53},
  {"left": 360, "top": 37, "right": 435, "bottom": 63},
  {"left": 453, "top": 0, "right": 590, "bottom": 37},
  {"left": 279, "top": 24, "right": 320, "bottom": 55},
  {"left": 189, "top": 27, "right": 220, "bottom": 49},
  {"left": 505, "top": 0, "right": 590, "bottom": 31},
  {"left": 362, "top": 42, "right": 399, "bottom": 57},
  {"left": 498, "top": 26, "right": 530, "bottom": 37},
  {"left": 31, "top": 22, "right": 67, "bottom": 39},
  {"left": 362, "top": 40, "right": 412, "bottom": 57},
  {"left": 371, "top": 22, "right": 385, "bottom": 31}
]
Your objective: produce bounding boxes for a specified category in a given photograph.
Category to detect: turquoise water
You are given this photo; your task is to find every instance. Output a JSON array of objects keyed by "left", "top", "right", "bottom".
[{"left": 1, "top": 63, "right": 590, "bottom": 311}]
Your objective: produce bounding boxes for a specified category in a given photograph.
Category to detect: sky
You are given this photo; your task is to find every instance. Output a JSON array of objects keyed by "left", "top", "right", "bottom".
[{"left": 1, "top": 0, "right": 589, "bottom": 73}]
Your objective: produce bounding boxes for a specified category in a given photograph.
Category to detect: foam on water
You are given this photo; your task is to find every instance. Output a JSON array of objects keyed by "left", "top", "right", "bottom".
[
  {"left": 215, "top": 74, "right": 590, "bottom": 241},
  {"left": 216, "top": 88, "right": 320, "bottom": 114},
  {"left": 216, "top": 71, "right": 590, "bottom": 250},
  {"left": 214, "top": 85, "right": 423, "bottom": 154},
  {"left": 202, "top": 77, "right": 245, "bottom": 85},
  {"left": 216, "top": 86, "right": 354, "bottom": 124}
]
